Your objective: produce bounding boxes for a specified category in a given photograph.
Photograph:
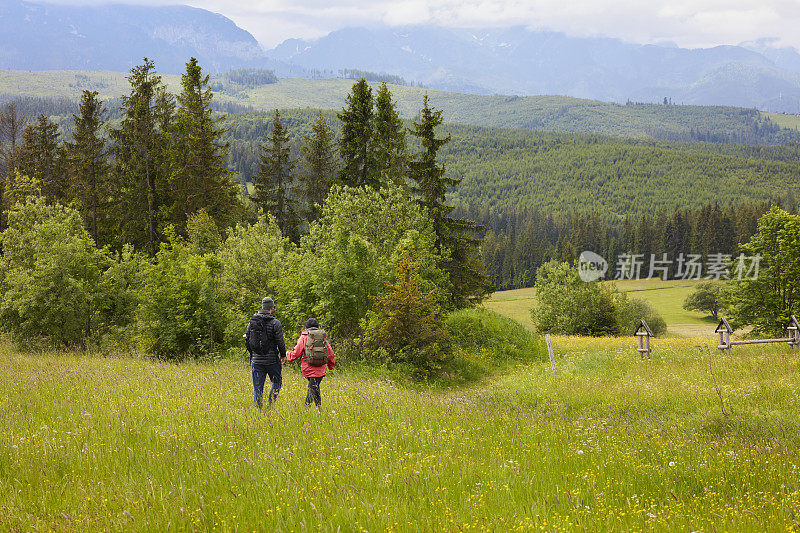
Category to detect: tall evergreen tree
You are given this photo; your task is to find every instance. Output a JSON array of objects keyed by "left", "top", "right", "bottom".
[
  {"left": 0, "top": 102, "right": 28, "bottom": 179},
  {"left": 19, "top": 114, "right": 68, "bottom": 202},
  {"left": 371, "top": 82, "right": 407, "bottom": 186},
  {"left": 171, "top": 57, "right": 241, "bottom": 231},
  {"left": 408, "top": 94, "right": 491, "bottom": 307},
  {"left": 254, "top": 110, "right": 298, "bottom": 240},
  {"left": 111, "top": 58, "right": 171, "bottom": 255},
  {"left": 337, "top": 78, "right": 377, "bottom": 188},
  {"left": 66, "top": 91, "right": 109, "bottom": 243},
  {"left": 299, "top": 111, "right": 338, "bottom": 222}
]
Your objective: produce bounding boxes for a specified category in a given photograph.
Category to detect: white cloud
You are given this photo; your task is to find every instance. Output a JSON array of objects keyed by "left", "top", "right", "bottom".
[{"left": 36, "top": 0, "right": 800, "bottom": 49}]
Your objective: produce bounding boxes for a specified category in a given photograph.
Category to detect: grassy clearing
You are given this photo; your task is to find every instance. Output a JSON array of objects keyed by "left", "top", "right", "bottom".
[
  {"left": 2, "top": 338, "right": 800, "bottom": 531},
  {"left": 485, "top": 279, "right": 715, "bottom": 337},
  {"left": 762, "top": 112, "right": 800, "bottom": 131}
]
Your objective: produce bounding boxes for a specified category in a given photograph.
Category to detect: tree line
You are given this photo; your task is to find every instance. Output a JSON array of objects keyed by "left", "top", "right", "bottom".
[
  {"left": 0, "top": 58, "right": 491, "bottom": 364},
  {"left": 479, "top": 200, "right": 787, "bottom": 289}
]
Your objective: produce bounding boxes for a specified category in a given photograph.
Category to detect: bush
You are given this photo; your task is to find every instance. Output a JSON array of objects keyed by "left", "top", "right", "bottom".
[
  {"left": 0, "top": 199, "right": 108, "bottom": 348},
  {"left": 531, "top": 260, "right": 667, "bottom": 336},
  {"left": 217, "top": 215, "right": 294, "bottom": 343},
  {"left": 618, "top": 298, "right": 667, "bottom": 336},
  {"left": 683, "top": 281, "right": 726, "bottom": 321},
  {"left": 137, "top": 238, "right": 227, "bottom": 360},
  {"left": 447, "top": 307, "right": 545, "bottom": 363},
  {"left": 289, "top": 184, "right": 445, "bottom": 338},
  {"left": 531, "top": 261, "right": 621, "bottom": 336}
]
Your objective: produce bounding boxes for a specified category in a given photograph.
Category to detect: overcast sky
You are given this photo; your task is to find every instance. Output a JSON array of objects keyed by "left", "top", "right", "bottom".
[{"left": 41, "top": 0, "right": 800, "bottom": 49}]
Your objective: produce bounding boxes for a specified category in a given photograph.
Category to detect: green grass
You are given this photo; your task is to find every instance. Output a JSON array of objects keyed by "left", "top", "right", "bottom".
[
  {"left": 485, "top": 279, "right": 714, "bottom": 337},
  {"left": 3, "top": 338, "right": 800, "bottom": 531},
  {"left": 762, "top": 112, "right": 800, "bottom": 131}
]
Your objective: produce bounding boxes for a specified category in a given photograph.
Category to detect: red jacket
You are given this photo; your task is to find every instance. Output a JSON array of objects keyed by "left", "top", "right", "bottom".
[{"left": 286, "top": 329, "right": 335, "bottom": 378}]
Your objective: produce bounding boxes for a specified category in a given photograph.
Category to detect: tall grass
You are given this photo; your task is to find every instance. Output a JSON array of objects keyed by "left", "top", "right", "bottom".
[{"left": 2, "top": 337, "right": 800, "bottom": 531}]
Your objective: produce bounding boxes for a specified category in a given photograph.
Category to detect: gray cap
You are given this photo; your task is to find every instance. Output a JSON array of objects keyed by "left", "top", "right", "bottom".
[{"left": 261, "top": 297, "right": 275, "bottom": 310}]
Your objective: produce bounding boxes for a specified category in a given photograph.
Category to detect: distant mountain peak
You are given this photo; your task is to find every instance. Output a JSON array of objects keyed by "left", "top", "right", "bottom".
[{"left": 264, "top": 24, "right": 800, "bottom": 111}]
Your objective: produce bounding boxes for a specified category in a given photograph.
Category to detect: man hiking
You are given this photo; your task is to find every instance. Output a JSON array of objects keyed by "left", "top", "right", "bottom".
[
  {"left": 245, "top": 297, "right": 286, "bottom": 409},
  {"left": 286, "top": 318, "right": 336, "bottom": 409}
]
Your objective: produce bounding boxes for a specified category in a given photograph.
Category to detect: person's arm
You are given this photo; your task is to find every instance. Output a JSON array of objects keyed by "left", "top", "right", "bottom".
[
  {"left": 287, "top": 334, "right": 306, "bottom": 362},
  {"left": 274, "top": 320, "right": 287, "bottom": 360},
  {"left": 326, "top": 341, "right": 335, "bottom": 370},
  {"left": 244, "top": 322, "right": 252, "bottom": 354}
]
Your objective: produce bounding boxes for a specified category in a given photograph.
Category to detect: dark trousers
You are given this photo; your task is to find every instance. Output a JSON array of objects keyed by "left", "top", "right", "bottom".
[
  {"left": 252, "top": 362, "right": 282, "bottom": 408},
  {"left": 306, "top": 376, "right": 324, "bottom": 406}
]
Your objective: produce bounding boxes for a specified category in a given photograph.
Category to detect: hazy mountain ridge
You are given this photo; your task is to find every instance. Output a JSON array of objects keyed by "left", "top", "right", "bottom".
[
  {"left": 268, "top": 26, "right": 800, "bottom": 112},
  {"left": 3, "top": 0, "right": 800, "bottom": 112},
  {"left": 0, "top": 0, "right": 280, "bottom": 73}
]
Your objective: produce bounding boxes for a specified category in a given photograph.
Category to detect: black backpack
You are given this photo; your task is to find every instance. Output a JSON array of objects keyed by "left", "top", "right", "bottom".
[{"left": 246, "top": 315, "right": 272, "bottom": 355}]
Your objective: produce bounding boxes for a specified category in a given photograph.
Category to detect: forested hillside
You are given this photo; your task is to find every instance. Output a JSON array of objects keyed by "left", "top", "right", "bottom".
[
  {"left": 6, "top": 65, "right": 800, "bottom": 291},
  {"left": 2, "top": 70, "right": 799, "bottom": 144},
  {"left": 213, "top": 109, "right": 800, "bottom": 218}
]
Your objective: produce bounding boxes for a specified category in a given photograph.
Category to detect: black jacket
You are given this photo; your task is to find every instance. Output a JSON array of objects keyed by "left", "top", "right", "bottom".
[{"left": 245, "top": 310, "right": 286, "bottom": 365}]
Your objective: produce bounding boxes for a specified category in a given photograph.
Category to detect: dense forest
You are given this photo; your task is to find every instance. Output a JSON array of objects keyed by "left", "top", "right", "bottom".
[
  {"left": 477, "top": 200, "right": 786, "bottom": 288},
  {"left": 4, "top": 60, "right": 800, "bottom": 292}
]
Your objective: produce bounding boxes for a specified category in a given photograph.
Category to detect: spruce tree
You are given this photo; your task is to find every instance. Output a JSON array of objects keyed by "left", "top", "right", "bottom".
[
  {"left": 298, "top": 111, "right": 337, "bottom": 222},
  {"left": 111, "top": 58, "right": 172, "bottom": 255},
  {"left": 0, "top": 102, "right": 28, "bottom": 233},
  {"left": 254, "top": 110, "right": 298, "bottom": 240},
  {"left": 0, "top": 102, "right": 28, "bottom": 179},
  {"left": 337, "top": 78, "right": 377, "bottom": 188},
  {"left": 408, "top": 94, "right": 491, "bottom": 307},
  {"left": 371, "top": 82, "right": 407, "bottom": 186},
  {"left": 171, "top": 57, "right": 241, "bottom": 231},
  {"left": 66, "top": 90, "right": 109, "bottom": 244},
  {"left": 19, "top": 114, "right": 67, "bottom": 202}
]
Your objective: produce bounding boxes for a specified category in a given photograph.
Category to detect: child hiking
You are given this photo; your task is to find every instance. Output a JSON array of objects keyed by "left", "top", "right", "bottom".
[{"left": 286, "top": 318, "right": 336, "bottom": 408}]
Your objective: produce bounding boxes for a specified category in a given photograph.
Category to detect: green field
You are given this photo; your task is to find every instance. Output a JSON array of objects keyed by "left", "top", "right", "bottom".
[
  {"left": 3, "top": 337, "right": 800, "bottom": 531},
  {"left": 485, "top": 279, "right": 715, "bottom": 337},
  {"left": 762, "top": 112, "right": 800, "bottom": 130}
]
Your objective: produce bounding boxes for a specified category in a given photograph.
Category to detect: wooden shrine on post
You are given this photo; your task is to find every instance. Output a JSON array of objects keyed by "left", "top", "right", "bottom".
[
  {"left": 716, "top": 315, "right": 800, "bottom": 354},
  {"left": 634, "top": 319, "right": 654, "bottom": 360}
]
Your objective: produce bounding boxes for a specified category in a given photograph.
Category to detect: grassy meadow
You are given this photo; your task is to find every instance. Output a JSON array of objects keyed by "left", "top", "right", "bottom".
[
  {"left": 3, "top": 336, "right": 800, "bottom": 531},
  {"left": 762, "top": 112, "right": 800, "bottom": 131},
  {"left": 485, "top": 279, "right": 715, "bottom": 337}
]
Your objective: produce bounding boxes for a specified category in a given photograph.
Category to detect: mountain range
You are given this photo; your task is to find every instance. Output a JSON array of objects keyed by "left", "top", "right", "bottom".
[{"left": 3, "top": 0, "right": 800, "bottom": 112}]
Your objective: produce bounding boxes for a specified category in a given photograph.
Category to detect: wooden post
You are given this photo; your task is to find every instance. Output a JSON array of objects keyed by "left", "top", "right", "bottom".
[
  {"left": 545, "top": 334, "right": 556, "bottom": 374},
  {"left": 634, "top": 319, "right": 653, "bottom": 360},
  {"left": 716, "top": 318, "right": 734, "bottom": 354}
]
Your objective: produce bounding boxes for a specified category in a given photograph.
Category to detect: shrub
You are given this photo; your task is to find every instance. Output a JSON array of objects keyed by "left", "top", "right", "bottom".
[
  {"left": 531, "top": 260, "right": 667, "bottom": 336},
  {"left": 447, "top": 307, "right": 545, "bottom": 363},
  {"left": 217, "top": 215, "right": 294, "bottom": 343},
  {"left": 137, "top": 238, "right": 227, "bottom": 360},
  {"left": 531, "top": 261, "right": 620, "bottom": 336},
  {"left": 0, "top": 199, "right": 108, "bottom": 348},
  {"left": 618, "top": 297, "right": 667, "bottom": 336}
]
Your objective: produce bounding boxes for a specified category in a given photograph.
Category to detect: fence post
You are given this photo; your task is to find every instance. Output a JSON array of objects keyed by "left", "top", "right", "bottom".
[
  {"left": 634, "top": 319, "right": 653, "bottom": 360},
  {"left": 545, "top": 334, "right": 557, "bottom": 374}
]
